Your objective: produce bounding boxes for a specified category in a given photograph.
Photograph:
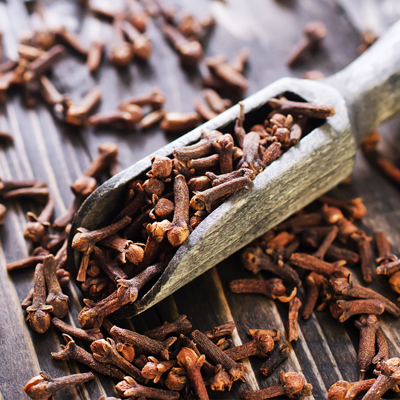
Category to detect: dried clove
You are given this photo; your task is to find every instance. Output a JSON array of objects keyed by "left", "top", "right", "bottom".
[
  {"left": 362, "top": 358, "right": 400, "bottom": 400},
  {"left": 53, "top": 175, "right": 96, "bottom": 231},
  {"left": 43, "top": 255, "right": 69, "bottom": 318},
  {"left": 160, "top": 112, "right": 200, "bottom": 132},
  {"left": 24, "top": 196, "right": 54, "bottom": 243},
  {"left": 161, "top": 23, "right": 203, "bottom": 68},
  {"left": 83, "top": 142, "right": 119, "bottom": 178},
  {"left": 355, "top": 314, "right": 380, "bottom": 380},
  {"left": 205, "top": 321, "right": 236, "bottom": 341},
  {"left": 241, "top": 371, "right": 312, "bottom": 399},
  {"left": 72, "top": 215, "right": 132, "bottom": 277},
  {"left": 372, "top": 329, "right": 389, "bottom": 365},
  {"left": 141, "top": 109, "right": 167, "bottom": 129},
  {"left": 191, "top": 329, "right": 245, "bottom": 382},
  {"left": 330, "top": 276, "right": 400, "bottom": 317},
  {"left": 150, "top": 197, "right": 175, "bottom": 220},
  {"left": 121, "top": 20, "right": 153, "bottom": 61},
  {"left": 91, "top": 338, "right": 144, "bottom": 382},
  {"left": 165, "top": 367, "right": 189, "bottom": 392},
  {"left": 52, "top": 27, "right": 88, "bottom": 56},
  {"left": 52, "top": 317, "right": 103, "bottom": 342},
  {"left": 335, "top": 299, "right": 385, "bottom": 323},
  {"left": 86, "top": 39, "right": 104, "bottom": 73},
  {"left": 262, "top": 142, "right": 283, "bottom": 167},
  {"left": 65, "top": 87, "right": 102, "bottom": 127},
  {"left": 24, "top": 371, "right": 94, "bottom": 400},
  {"left": 116, "top": 376, "right": 179, "bottom": 400},
  {"left": 206, "top": 55, "right": 249, "bottom": 93},
  {"left": 242, "top": 246, "right": 301, "bottom": 286},
  {"left": 290, "top": 253, "right": 349, "bottom": 278},
  {"left": 259, "top": 340, "right": 290, "bottom": 377},
  {"left": 142, "top": 357, "right": 177, "bottom": 383},
  {"left": 126, "top": 0, "right": 149, "bottom": 33},
  {"left": 92, "top": 246, "right": 128, "bottom": 281},
  {"left": 377, "top": 259, "right": 400, "bottom": 276},
  {"left": 230, "top": 278, "right": 287, "bottom": 299},
  {"left": 224, "top": 331, "right": 274, "bottom": 361},
  {"left": 327, "top": 379, "right": 375, "bottom": 400},
  {"left": 351, "top": 230, "right": 374, "bottom": 283},
  {"left": 167, "top": 174, "right": 190, "bottom": 247},
  {"left": 144, "top": 315, "right": 192, "bottom": 341},
  {"left": 111, "top": 325, "right": 176, "bottom": 360},
  {"left": 359, "top": 30, "right": 378, "bottom": 54},
  {"left": 7, "top": 252, "right": 49, "bottom": 272},
  {"left": 302, "top": 272, "right": 325, "bottom": 319},
  {"left": 203, "top": 88, "right": 231, "bottom": 114},
  {"left": 190, "top": 173, "right": 254, "bottom": 213},
  {"left": 286, "top": 21, "right": 327, "bottom": 66},
  {"left": 51, "top": 334, "right": 124, "bottom": 379},
  {"left": 318, "top": 196, "right": 367, "bottom": 220},
  {"left": 325, "top": 245, "right": 360, "bottom": 267},
  {"left": 99, "top": 235, "right": 144, "bottom": 265},
  {"left": 237, "top": 131, "right": 264, "bottom": 173},
  {"left": 3, "top": 186, "right": 50, "bottom": 204},
  {"left": 268, "top": 97, "right": 335, "bottom": 119},
  {"left": 26, "top": 263, "right": 53, "bottom": 334},
  {"left": 23, "top": 45, "right": 66, "bottom": 84},
  {"left": 375, "top": 231, "right": 398, "bottom": 267},
  {"left": 89, "top": 109, "right": 142, "bottom": 129},
  {"left": 78, "top": 262, "right": 166, "bottom": 328},
  {"left": 177, "top": 347, "right": 209, "bottom": 400},
  {"left": 286, "top": 297, "right": 302, "bottom": 342},
  {"left": 120, "top": 88, "right": 165, "bottom": 111},
  {"left": 313, "top": 225, "right": 339, "bottom": 260},
  {"left": 99, "top": 320, "right": 134, "bottom": 362}
]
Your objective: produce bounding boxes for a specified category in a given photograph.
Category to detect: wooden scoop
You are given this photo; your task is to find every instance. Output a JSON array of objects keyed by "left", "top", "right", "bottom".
[{"left": 69, "top": 20, "right": 400, "bottom": 317}]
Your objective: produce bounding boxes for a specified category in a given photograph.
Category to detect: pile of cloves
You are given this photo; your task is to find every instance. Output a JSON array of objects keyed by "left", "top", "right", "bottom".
[
  {"left": 24, "top": 312, "right": 312, "bottom": 400},
  {"left": 2, "top": 2, "right": 393, "bottom": 398},
  {"left": 230, "top": 188, "right": 400, "bottom": 399},
  {"left": 18, "top": 176, "right": 400, "bottom": 399},
  {"left": 203, "top": 48, "right": 250, "bottom": 96},
  {"left": 71, "top": 96, "right": 334, "bottom": 327}
]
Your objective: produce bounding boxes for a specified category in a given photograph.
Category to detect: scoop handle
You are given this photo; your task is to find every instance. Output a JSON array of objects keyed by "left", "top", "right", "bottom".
[{"left": 326, "top": 19, "right": 400, "bottom": 145}]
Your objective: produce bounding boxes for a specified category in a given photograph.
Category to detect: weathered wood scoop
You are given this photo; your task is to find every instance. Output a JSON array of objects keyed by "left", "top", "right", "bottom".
[{"left": 69, "top": 20, "right": 400, "bottom": 317}]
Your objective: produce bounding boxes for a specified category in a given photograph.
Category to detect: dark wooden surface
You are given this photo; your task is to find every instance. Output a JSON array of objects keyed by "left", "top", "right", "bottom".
[{"left": 0, "top": 1, "right": 399, "bottom": 399}]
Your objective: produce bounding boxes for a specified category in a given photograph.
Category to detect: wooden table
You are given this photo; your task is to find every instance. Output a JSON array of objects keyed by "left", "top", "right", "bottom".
[{"left": 1, "top": 1, "right": 400, "bottom": 399}]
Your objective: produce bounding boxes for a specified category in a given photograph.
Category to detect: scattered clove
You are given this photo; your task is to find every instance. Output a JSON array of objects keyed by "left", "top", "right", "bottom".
[
  {"left": 26, "top": 263, "right": 53, "bottom": 334},
  {"left": 286, "top": 297, "right": 302, "bottom": 342},
  {"left": 24, "top": 371, "right": 94, "bottom": 400},
  {"left": 116, "top": 376, "right": 179, "bottom": 399},
  {"left": 241, "top": 371, "right": 312, "bottom": 399},
  {"left": 259, "top": 340, "right": 290, "bottom": 377},
  {"left": 286, "top": 21, "right": 327, "bottom": 66},
  {"left": 144, "top": 315, "right": 192, "bottom": 341}
]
